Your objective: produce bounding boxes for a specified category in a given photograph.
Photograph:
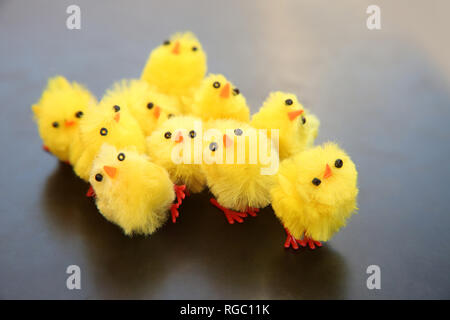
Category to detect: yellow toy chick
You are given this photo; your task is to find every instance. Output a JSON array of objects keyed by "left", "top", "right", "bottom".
[
  {"left": 89, "top": 144, "right": 180, "bottom": 236},
  {"left": 72, "top": 99, "right": 146, "bottom": 182},
  {"left": 147, "top": 116, "right": 207, "bottom": 196},
  {"left": 202, "top": 119, "right": 277, "bottom": 224},
  {"left": 250, "top": 91, "right": 317, "bottom": 160},
  {"left": 190, "top": 74, "right": 250, "bottom": 122},
  {"left": 140, "top": 32, "right": 207, "bottom": 112},
  {"left": 32, "top": 76, "right": 96, "bottom": 162},
  {"left": 271, "top": 142, "right": 358, "bottom": 250},
  {"left": 103, "top": 79, "right": 180, "bottom": 137}
]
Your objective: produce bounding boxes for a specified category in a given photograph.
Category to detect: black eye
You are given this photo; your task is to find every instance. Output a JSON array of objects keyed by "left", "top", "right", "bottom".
[
  {"left": 302, "top": 116, "right": 306, "bottom": 124},
  {"left": 209, "top": 142, "right": 218, "bottom": 152},
  {"left": 285, "top": 99, "right": 293, "bottom": 106},
  {"left": 163, "top": 40, "right": 170, "bottom": 45},
  {"left": 100, "top": 128, "right": 108, "bottom": 136},
  {"left": 312, "top": 178, "right": 321, "bottom": 186},
  {"left": 95, "top": 173, "right": 103, "bottom": 182},
  {"left": 213, "top": 81, "right": 220, "bottom": 89},
  {"left": 52, "top": 122, "right": 59, "bottom": 128},
  {"left": 168, "top": 113, "right": 174, "bottom": 119},
  {"left": 147, "top": 102, "right": 154, "bottom": 110},
  {"left": 233, "top": 88, "right": 240, "bottom": 95},
  {"left": 117, "top": 153, "right": 126, "bottom": 161},
  {"left": 234, "top": 128, "right": 243, "bottom": 136},
  {"left": 335, "top": 159, "right": 343, "bottom": 168},
  {"left": 192, "top": 46, "right": 198, "bottom": 51},
  {"left": 113, "top": 105, "right": 120, "bottom": 112},
  {"left": 164, "top": 132, "right": 172, "bottom": 139},
  {"left": 75, "top": 111, "right": 84, "bottom": 118},
  {"left": 189, "top": 130, "right": 196, "bottom": 138}
]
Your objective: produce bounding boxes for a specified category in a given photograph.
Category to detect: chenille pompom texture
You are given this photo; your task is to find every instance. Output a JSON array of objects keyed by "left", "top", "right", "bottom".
[
  {"left": 72, "top": 98, "right": 146, "bottom": 181},
  {"left": 103, "top": 79, "right": 181, "bottom": 137},
  {"left": 147, "top": 115, "right": 207, "bottom": 193},
  {"left": 32, "top": 76, "right": 97, "bottom": 162},
  {"left": 89, "top": 144, "right": 175, "bottom": 236},
  {"left": 271, "top": 142, "right": 358, "bottom": 242},
  {"left": 190, "top": 74, "right": 250, "bottom": 122},
  {"left": 250, "top": 91, "right": 319, "bottom": 160},
  {"left": 140, "top": 32, "right": 207, "bottom": 113},
  {"left": 202, "top": 119, "right": 277, "bottom": 212}
]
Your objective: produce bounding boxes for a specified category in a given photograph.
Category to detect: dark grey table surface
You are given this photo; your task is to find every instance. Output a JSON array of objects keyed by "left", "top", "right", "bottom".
[{"left": 1, "top": 0, "right": 449, "bottom": 299}]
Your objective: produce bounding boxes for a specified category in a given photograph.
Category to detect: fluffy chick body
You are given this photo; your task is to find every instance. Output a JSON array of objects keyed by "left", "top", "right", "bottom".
[
  {"left": 250, "top": 91, "right": 315, "bottom": 160},
  {"left": 190, "top": 74, "right": 250, "bottom": 122},
  {"left": 141, "top": 32, "right": 207, "bottom": 113},
  {"left": 304, "top": 108, "right": 320, "bottom": 147},
  {"left": 90, "top": 144, "right": 174, "bottom": 236},
  {"left": 202, "top": 119, "right": 277, "bottom": 212},
  {"left": 147, "top": 116, "right": 206, "bottom": 193},
  {"left": 72, "top": 100, "right": 146, "bottom": 181},
  {"left": 32, "top": 76, "right": 96, "bottom": 162},
  {"left": 271, "top": 143, "right": 358, "bottom": 242},
  {"left": 103, "top": 79, "right": 180, "bottom": 136}
]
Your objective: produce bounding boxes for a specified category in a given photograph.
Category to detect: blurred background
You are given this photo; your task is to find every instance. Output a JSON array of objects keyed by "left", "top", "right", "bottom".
[{"left": 0, "top": 0, "right": 449, "bottom": 299}]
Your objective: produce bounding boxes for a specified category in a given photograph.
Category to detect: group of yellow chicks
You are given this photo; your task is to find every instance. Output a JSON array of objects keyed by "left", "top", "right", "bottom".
[{"left": 32, "top": 32, "right": 359, "bottom": 250}]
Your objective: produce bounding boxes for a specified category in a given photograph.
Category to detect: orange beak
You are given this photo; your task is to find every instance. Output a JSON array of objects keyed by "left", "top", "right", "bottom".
[
  {"left": 220, "top": 83, "right": 231, "bottom": 99},
  {"left": 103, "top": 166, "right": 117, "bottom": 179},
  {"left": 65, "top": 120, "right": 75, "bottom": 127},
  {"left": 323, "top": 164, "right": 333, "bottom": 179},
  {"left": 174, "top": 131, "right": 184, "bottom": 143},
  {"left": 153, "top": 106, "right": 161, "bottom": 119},
  {"left": 287, "top": 109, "right": 304, "bottom": 121},
  {"left": 114, "top": 112, "right": 120, "bottom": 123},
  {"left": 172, "top": 41, "right": 180, "bottom": 55},
  {"left": 223, "top": 134, "right": 233, "bottom": 148}
]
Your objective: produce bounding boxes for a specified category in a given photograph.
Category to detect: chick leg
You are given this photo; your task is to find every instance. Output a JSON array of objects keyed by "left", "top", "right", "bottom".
[
  {"left": 284, "top": 228, "right": 300, "bottom": 250},
  {"left": 210, "top": 198, "right": 248, "bottom": 224},
  {"left": 171, "top": 185, "right": 187, "bottom": 223},
  {"left": 298, "top": 235, "right": 322, "bottom": 250},
  {"left": 245, "top": 207, "right": 260, "bottom": 217},
  {"left": 42, "top": 145, "right": 50, "bottom": 153}
]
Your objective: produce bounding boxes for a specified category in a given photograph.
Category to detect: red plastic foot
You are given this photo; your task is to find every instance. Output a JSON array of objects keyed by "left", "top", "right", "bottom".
[
  {"left": 210, "top": 198, "right": 248, "bottom": 224},
  {"left": 171, "top": 203, "right": 180, "bottom": 223},
  {"left": 298, "top": 236, "right": 322, "bottom": 250},
  {"left": 246, "top": 207, "right": 259, "bottom": 217},
  {"left": 42, "top": 145, "right": 50, "bottom": 153},
  {"left": 86, "top": 185, "right": 96, "bottom": 198},
  {"left": 185, "top": 189, "right": 191, "bottom": 197},
  {"left": 284, "top": 228, "right": 300, "bottom": 250},
  {"left": 174, "top": 185, "right": 186, "bottom": 206},
  {"left": 171, "top": 185, "right": 186, "bottom": 223}
]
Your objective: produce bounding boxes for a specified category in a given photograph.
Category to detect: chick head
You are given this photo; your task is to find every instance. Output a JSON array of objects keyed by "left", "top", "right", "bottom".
[
  {"left": 192, "top": 74, "right": 250, "bottom": 122},
  {"left": 32, "top": 76, "right": 96, "bottom": 161},
  {"left": 141, "top": 32, "right": 207, "bottom": 97},
  {"left": 89, "top": 144, "right": 174, "bottom": 235},
  {"left": 292, "top": 142, "right": 358, "bottom": 211},
  {"left": 202, "top": 119, "right": 276, "bottom": 211},
  {"left": 79, "top": 98, "right": 146, "bottom": 153},
  {"left": 104, "top": 79, "right": 180, "bottom": 137},
  {"left": 147, "top": 116, "right": 207, "bottom": 192},
  {"left": 259, "top": 91, "right": 307, "bottom": 130}
]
